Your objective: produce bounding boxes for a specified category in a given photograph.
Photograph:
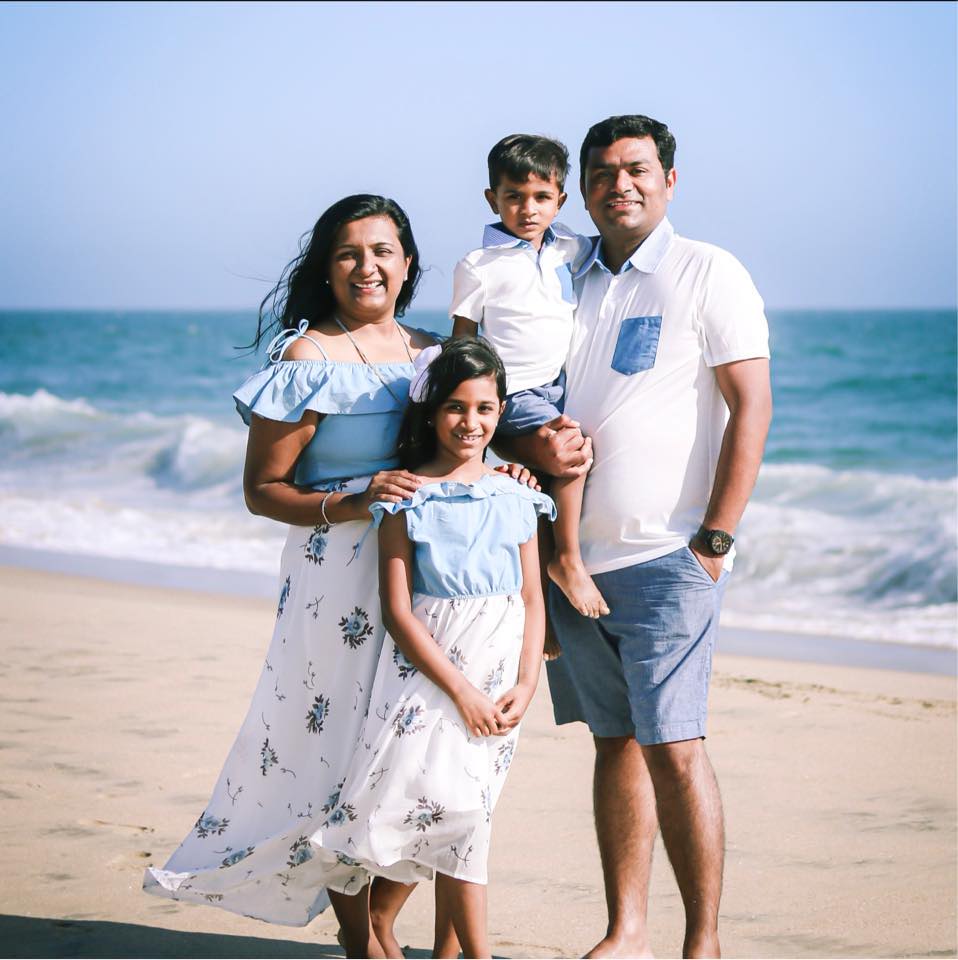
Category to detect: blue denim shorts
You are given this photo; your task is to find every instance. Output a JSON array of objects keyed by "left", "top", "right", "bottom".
[
  {"left": 495, "top": 376, "right": 564, "bottom": 437},
  {"left": 546, "top": 547, "right": 728, "bottom": 745}
]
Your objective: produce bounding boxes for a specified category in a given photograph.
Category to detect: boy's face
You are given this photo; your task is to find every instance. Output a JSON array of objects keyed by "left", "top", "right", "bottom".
[{"left": 484, "top": 174, "right": 566, "bottom": 247}]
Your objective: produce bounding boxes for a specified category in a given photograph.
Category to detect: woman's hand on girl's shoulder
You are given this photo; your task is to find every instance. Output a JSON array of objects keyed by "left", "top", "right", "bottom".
[
  {"left": 494, "top": 462, "right": 541, "bottom": 491},
  {"left": 494, "top": 682, "right": 536, "bottom": 730},
  {"left": 362, "top": 469, "right": 425, "bottom": 507}
]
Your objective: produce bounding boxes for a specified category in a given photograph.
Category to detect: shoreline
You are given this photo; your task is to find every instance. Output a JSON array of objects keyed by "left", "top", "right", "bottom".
[
  {"left": 3, "top": 543, "right": 955, "bottom": 678},
  {"left": 0, "top": 565, "right": 954, "bottom": 958}
]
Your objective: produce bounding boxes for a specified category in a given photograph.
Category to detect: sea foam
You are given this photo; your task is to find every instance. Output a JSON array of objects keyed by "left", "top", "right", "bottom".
[{"left": 1, "top": 389, "right": 955, "bottom": 649}]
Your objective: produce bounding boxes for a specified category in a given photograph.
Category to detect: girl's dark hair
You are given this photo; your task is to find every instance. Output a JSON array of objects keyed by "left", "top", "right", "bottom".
[
  {"left": 248, "top": 194, "right": 423, "bottom": 352},
  {"left": 397, "top": 337, "right": 507, "bottom": 470}
]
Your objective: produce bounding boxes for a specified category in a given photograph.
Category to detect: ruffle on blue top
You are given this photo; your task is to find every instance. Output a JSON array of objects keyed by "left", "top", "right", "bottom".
[
  {"left": 370, "top": 474, "right": 556, "bottom": 599},
  {"left": 233, "top": 360, "right": 413, "bottom": 425}
]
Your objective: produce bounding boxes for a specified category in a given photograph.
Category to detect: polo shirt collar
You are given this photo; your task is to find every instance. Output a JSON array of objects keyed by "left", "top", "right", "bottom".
[
  {"left": 574, "top": 216, "right": 675, "bottom": 279},
  {"left": 482, "top": 222, "right": 562, "bottom": 250}
]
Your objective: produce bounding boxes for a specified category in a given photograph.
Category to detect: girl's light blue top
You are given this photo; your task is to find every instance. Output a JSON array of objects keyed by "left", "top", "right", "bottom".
[
  {"left": 370, "top": 473, "right": 556, "bottom": 599},
  {"left": 232, "top": 324, "right": 415, "bottom": 486}
]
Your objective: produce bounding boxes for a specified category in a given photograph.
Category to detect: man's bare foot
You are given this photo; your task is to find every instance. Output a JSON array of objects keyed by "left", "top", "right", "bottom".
[
  {"left": 584, "top": 933, "right": 654, "bottom": 959},
  {"left": 548, "top": 554, "right": 610, "bottom": 618}
]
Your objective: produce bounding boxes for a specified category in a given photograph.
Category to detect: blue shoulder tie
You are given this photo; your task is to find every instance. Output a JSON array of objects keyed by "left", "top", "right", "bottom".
[{"left": 265, "top": 319, "right": 311, "bottom": 364}]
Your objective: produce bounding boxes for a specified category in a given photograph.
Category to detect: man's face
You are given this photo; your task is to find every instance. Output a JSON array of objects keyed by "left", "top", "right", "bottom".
[{"left": 581, "top": 136, "right": 675, "bottom": 243}]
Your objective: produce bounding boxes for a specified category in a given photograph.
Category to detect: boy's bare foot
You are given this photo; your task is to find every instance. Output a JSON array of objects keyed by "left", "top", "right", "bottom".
[{"left": 548, "top": 555, "right": 610, "bottom": 618}]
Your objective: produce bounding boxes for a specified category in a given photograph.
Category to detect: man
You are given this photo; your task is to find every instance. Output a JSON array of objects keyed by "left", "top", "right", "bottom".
[{"left": 505, "top": 115, "right": 772, "bottom": 958}]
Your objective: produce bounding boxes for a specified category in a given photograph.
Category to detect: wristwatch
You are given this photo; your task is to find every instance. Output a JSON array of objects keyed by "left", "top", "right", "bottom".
[{"left": 695, "top": 526, "right": 734, "bottom": 556}]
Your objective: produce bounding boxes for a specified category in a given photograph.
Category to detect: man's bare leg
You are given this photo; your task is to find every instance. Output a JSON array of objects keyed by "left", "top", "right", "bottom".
[
  {"left": 585, "top": 735, "right": 657, "bottom": 959},
  {"left": 642, "top": 739, "right": 724, "bottom": 959},
  {"left": 548, "top": 471, "right": 610, "bottom": 619},
  {"left": 368, "top": 877, "right": 416, "bottom": 959}
]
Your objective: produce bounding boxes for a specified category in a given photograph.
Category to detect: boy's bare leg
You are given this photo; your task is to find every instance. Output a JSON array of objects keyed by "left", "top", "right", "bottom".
[
  {"left": 328, "top": 886, "right": 386, "bottom": 959},
  {"left": 435, "top": 873, "right": 489, "bottom": 959},
  {"left": 547, "top": 471, "right": 610, "bottom": 619},
  {"left": 369, "top": 877, "right": 416, "bottom": 959},
  {"left": 534, "top": 514, "right": 562, "bottom": 660}
]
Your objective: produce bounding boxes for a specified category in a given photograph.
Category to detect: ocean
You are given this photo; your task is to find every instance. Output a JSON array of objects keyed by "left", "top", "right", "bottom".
[{"left": 1, "top": 308, "right": 955, "bottom": 651}]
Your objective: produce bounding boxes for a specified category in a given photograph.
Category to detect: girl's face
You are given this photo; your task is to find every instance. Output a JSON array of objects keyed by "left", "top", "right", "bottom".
[
  {"left": 327, "top": 215, "right": 412, "bottom": 322},
  {"left": 433, "top": 375, "right": 504, "bottom": 465}
]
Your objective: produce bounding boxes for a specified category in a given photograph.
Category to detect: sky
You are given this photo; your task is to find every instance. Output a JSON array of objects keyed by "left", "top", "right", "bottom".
[{"left": 1, "top": 0, "right": 955, "bottom": 311}]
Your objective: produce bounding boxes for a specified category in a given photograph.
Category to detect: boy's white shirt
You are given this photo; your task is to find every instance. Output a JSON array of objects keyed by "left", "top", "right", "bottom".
[{"left": 449, "top": 221, "right": 592, "bottom": 395}]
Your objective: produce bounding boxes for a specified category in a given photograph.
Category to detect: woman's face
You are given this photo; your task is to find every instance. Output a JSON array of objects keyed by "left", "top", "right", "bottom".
[{"left": 328, "top": 215, "right": 412, "bottom": 323}]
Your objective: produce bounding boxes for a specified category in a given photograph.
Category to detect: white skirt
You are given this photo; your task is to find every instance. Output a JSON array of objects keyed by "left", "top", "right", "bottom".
[
  {"left": 310, "top": 591, "right": 526, "bottom": 889},
  {"left": 143, "top": 478, "right": 386, "bottom": 927}
]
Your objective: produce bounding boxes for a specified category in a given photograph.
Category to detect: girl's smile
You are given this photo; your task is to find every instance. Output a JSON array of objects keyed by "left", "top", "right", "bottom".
[{"left": 433, "top": 375, "right": 504, "bottom": 467}]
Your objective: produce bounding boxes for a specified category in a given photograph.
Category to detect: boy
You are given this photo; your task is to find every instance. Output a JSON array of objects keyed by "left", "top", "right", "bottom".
[{"left": 450, "top": 133, "right": 609, "bottom": 621}]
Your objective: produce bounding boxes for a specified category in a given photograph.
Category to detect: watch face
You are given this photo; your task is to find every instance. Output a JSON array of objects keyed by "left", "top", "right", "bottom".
[{"left": 709, "top": 530, "right": 733, "bottom": 555}]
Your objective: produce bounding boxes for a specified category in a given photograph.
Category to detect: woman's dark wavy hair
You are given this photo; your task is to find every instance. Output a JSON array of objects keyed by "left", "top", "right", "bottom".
[
  {"left": 397, "top": 337, "right": 507, "bottom": 470},
  {"left": 248, "top": 194, "right": 423, "bottom": 353}
]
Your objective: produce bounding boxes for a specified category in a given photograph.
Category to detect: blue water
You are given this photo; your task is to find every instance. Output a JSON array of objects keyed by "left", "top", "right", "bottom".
[{"left": 1, "top": 308, "right": 956, "bottom": 648}]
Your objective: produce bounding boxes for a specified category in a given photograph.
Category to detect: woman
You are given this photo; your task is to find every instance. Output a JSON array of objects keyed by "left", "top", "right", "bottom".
[{"left": 144, "top": 195, "right": 435, "bottom": 956}]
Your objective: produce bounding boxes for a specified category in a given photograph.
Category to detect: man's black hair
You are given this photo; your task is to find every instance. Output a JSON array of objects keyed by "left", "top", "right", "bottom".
[
  {"left": 487, "top": 134, "right": 570, "bottom": 192},
  {"left": 578, "top": 115, "right": 676, "bottom": 183}
]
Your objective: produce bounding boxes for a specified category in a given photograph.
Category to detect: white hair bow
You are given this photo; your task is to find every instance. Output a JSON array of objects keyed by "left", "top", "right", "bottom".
[{"left": 408, "top": 343, "right": 443, "bottom": 403}]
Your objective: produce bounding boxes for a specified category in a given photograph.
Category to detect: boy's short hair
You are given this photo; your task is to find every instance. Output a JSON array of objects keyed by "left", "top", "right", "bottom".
[
  {"left": 487, "top": 134, "right": 570, "bottom": 192},
  {"left": 578, "top": 115, "right": 676, "bottom": 183}
]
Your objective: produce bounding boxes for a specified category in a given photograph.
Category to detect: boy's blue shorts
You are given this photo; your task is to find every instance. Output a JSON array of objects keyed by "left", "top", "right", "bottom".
[
  {"left": 545, "top": 547, "right": 729, "bottom": 745},
  {"left": 496, "top": 375, "right": 564, "bottom": 437}
]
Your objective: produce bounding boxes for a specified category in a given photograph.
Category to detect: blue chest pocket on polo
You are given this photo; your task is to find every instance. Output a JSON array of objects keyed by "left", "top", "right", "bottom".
[
  {"left": 611, "top": 316, "right": 662, "bottom": 375},
  {"left": 554, "top": 263, "right": 576, "bottom": 304}
]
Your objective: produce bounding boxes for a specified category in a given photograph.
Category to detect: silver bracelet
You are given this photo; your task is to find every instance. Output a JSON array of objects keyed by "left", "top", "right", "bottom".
[{"left": 320, "top": 494, "right": 335, "bottom": 527}]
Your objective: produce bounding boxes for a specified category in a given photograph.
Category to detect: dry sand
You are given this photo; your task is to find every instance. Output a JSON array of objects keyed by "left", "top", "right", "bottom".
[{"left": 0, "top": 565, "right": 954, "bottom": 958}]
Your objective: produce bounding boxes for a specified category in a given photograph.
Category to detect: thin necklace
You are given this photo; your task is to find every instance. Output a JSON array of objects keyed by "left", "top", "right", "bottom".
[{"left": 332, "top": 315, "right": 414, "bottom": 404}]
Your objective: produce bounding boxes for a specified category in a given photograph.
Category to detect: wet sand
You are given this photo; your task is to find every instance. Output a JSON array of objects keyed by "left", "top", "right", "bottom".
[{"left": 0, "top": 565, "right": 954, "bottom": 958}]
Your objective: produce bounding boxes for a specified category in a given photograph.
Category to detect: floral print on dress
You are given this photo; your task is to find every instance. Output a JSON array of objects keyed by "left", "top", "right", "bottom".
[
  {"left": 324, "top": 802, "right": 358, "bottom": 828},
  {"left": 393, "top": 703, "right": 425, "bottom": 737},
  {"left": 303, "top": 525, "right": 330, "bottom": 565},
  {"left": 305, "top": 694, "right": 330, "bottom": 734},
  {"left": 403, "top": 797, "right": 445, "bottom": 832},
  {"left": 494, "top": 739, "right": 514, "bottom": 775},
  {"left": 260, "top": 738, "right": 278, "bottom": 776},
  {"left": 276, "top": 576, "right": 291, "bottom": 619},
  {"left": 392, "top": 643, "right": 418, "bottom": 680},
  {"left": 193, "top": 813, "right": 229, "bottom": 839},
  {"left": 482, "top": 658, "right": 506, "bottom": 695},
  {"left": 322, "top": 780, "right": 344, "bottom": 815},
  {"left": 219, "top": 846, "right": 255, "bottom": 868},
  {"left": 287, "top": 835, "right": 314, "bottom": 868},
  {"left": 447, "top": 644, "right": 467, "bottom": 671},
  {"left": 339, "top": 606, "right": 374, "bottom": 649}
]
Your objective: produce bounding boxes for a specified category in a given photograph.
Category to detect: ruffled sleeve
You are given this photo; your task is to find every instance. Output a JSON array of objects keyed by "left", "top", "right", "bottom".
[
  {"left": 233, "top": 361, "right": 412, "bottom": 425},
  {"left": 515, "top": 485, "right": 557, "bottom": 543},
  {"left": 368, "top": 498, "right": 412, "bottom": 529}
]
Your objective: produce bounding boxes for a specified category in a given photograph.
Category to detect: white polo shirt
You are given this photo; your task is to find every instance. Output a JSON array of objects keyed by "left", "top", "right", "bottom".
[
  {"left": 449, "top": 222, "right": 590, "bottom": 394},
  {"left": 565, "top": 217, "right": 770, "bottom": 574}
]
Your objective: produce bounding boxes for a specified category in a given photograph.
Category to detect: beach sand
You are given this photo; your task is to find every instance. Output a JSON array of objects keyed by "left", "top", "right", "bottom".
[{"left": 0, "top": 565, "right": 954, "bottom": 958}]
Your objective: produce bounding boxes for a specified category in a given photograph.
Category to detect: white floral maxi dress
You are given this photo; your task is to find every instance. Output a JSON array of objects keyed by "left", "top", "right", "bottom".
[
  {"left": 309, "top": 475, "right": 556, "bottom": 888},
  {"left": 144, "top": 341, "right": 418, "bottom": 926}
]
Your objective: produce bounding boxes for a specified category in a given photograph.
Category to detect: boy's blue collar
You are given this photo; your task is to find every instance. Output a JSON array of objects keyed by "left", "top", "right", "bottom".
[{"left": 482, "top": 221, "right": 573, "bottom": 250}]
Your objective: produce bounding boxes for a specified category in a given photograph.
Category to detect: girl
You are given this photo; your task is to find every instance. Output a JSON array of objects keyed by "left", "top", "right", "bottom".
[{"left": 310, "top": 337, "right": 554, "bottom": 958}]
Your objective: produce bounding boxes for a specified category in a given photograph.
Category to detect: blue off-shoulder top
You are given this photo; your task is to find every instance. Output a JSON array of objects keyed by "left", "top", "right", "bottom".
[
  {"left": 232, "top": 322, "right": 416, "bottom": 486},
  {"left": 370, "top": 474, "right": 556, "bottom": 599}
]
